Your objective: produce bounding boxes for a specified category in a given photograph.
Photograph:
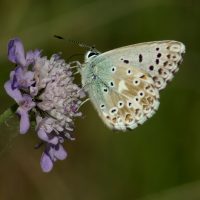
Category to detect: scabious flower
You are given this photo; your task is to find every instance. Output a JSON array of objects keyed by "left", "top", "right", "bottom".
[{"left": 4, "top": 38, "right": 85, "bottom": 172}]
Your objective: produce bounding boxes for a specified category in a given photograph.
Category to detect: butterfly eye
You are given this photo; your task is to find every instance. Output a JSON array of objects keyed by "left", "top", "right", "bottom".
[
  {"left": 133, "top": 78, "right": 140, "bottom": 86},
  {"left": 88, "top": 52, "right": 97, "bottom": 58},
  {"left": 85, "top": 50, "right": 99, "bottom": 61}
]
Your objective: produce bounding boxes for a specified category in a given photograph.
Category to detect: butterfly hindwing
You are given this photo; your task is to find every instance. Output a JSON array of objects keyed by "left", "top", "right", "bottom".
[
  {"left": 83, "top": 58, "right": 160, "bottom": 131},
  {"left": 98, "top": 67, "right": 160, "bottom": 130}
]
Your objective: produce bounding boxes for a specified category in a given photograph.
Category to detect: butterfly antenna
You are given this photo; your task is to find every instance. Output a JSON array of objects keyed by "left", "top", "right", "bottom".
[
  {"left": 54, "top": 35, "right": 94, "bottom": 50},
  {"left": 66, "top": 53, "right": 84, "bottom": 63}
]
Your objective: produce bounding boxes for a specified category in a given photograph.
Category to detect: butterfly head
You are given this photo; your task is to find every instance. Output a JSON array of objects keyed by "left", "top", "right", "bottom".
[{"left": 85, "top": 48, "right": 100, "bottom": 63}]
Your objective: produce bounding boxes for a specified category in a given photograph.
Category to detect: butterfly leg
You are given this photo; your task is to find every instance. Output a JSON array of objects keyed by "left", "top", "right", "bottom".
[
  {"left": 69, "top": 61, "right": 82, "bottom": 75},
  {"left": 69, "top": 61, "right": 81, "bottom": 69},
  {"left": 76, "top": 98, "right": 90, "bottom": 111}
]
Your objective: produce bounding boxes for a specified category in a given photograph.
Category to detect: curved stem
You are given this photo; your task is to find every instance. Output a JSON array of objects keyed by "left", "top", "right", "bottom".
[{"left": 0, "top": 104, "right": 18, "bottom": 126}]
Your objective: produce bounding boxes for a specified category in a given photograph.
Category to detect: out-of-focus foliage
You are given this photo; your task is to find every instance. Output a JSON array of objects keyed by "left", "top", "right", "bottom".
[{"left": 0, "top": 0, "right": 200, "bottom": 199}]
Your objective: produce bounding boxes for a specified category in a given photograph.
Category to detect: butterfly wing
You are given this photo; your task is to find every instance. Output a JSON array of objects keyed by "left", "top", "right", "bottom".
[
  {"left": 89, "top": 67, "right": 160, "bottom": 130},
  {"left": 97, "top": 40, "right": 185, "bottom": 90},
  {"left": 82, "top": 41, "right": 185, "bottom": 130}
]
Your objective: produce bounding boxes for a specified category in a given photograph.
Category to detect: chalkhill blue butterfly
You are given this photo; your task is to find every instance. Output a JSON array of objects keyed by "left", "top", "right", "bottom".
[{"left": 80, "top": 40, "right": 185, "bottom": 131}]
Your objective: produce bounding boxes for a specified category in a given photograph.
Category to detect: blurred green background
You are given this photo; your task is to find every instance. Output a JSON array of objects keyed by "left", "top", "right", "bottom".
[{"left": 0, "top": 0, "right": 200, "bottom": 199}]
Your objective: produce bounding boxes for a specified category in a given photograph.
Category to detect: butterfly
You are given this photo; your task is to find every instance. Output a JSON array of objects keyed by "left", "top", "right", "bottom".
[{"left": 80, "top": 41, "right": 185, "bottom": 131}]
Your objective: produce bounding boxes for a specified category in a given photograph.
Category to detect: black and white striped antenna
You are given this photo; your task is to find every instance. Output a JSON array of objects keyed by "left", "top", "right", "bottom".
[{"left": 54, "top": 35, "right": 95, "bottom": 50}]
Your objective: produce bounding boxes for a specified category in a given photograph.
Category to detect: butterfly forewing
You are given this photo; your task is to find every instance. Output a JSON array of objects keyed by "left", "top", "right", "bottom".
[{"left": 96, "top": 40, "right": 185, "bottom": 90}]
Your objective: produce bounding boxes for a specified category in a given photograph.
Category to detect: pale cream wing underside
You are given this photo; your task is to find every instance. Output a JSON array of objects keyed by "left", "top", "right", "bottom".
[
  {"left": 96, "top": 40, "right": 185, "bottom": 90},
  {"left": 84, "top": 41, "right": 185, "bottom": 130},
  {"left": 95, "top": 67, "right": 160, "bottom": 131}
]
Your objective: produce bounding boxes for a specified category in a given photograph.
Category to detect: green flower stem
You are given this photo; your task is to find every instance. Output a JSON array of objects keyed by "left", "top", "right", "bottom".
[{"left": 0, "top": 104, "right": 18, "bottom": 126}]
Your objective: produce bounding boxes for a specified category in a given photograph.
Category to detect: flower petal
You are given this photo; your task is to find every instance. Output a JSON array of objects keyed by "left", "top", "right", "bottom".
[
  {"left": 17, "top": 107, "right": 30, "bottom": 134},
  {"left": 24, "top": 71, "right": 34, "bottom": 82},
  {"left": 40, "top": 153, "right": 53, "bottom": 172},
  {"left": 26, "top": 49, "right": 41, "bottom": 66},
  {"left": 37, "top": 128, "right": 59, "bottom": 145},
  {"left": 8, "top": 38, "right": 26, "bottom": 66},
  {"left": 14, "top": 67, "right": 35, "bottom": 88},
  {"left": 54, "top": 144, "right": 67, "bottom": 160},
  {"left": 20, "top": 94, "right": 36, "bottom": 112},
  {"left": 4, "top": 80, "right": 22, "bottom": 103}
]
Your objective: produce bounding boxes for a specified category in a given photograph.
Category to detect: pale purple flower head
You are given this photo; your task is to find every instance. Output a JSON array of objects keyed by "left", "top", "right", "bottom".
[
  {"left": 4, "top": 37, "right": 85, "bottom": 172},
  {"left": 5, "top": 38, "right": 38, "bottom": 134}
]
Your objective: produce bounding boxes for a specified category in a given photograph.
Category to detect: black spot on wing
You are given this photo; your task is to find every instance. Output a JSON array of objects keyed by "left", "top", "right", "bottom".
[
  {"left": 163, "top": 61, "right": 168, "bottom": 66},
  {"left": 157, "top": 53, "right": 161, "bottom": 58},
  {"left": 156, "top": 59, "right": 159, "bottom": 64},
  {"left": 121, "top": 58, "right": 129, "bottom": 64},
  {"left": 123, "top": 59, "right": 129, "bottom": 64},
  {"left": 139, "top": 54, "right": 143, "bottom": 62},
  {"left": 149, "top": 65, "right": 154, "bottom": 71}
]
